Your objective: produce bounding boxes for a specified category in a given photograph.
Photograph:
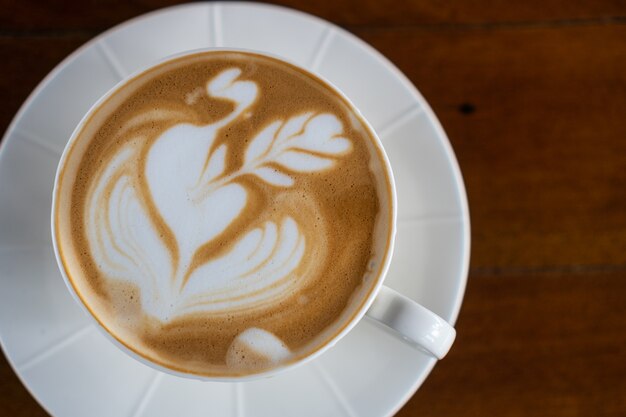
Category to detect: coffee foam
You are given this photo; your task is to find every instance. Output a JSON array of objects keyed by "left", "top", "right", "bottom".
[
  {"left": 226, "top": 328, "right": 291, "bottom": 371},
  {"left": 54, "top": 51, "right": 392, "bottom": 377}
]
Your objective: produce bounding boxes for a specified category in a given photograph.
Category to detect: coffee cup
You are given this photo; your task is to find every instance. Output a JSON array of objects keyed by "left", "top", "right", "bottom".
[{"left": 51, "top": 49, "right": 455, "bottom": 380}]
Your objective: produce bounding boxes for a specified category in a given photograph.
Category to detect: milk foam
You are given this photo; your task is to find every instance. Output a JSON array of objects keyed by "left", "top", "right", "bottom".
[{"left": 226, "top": 328, "right": 291, "bottom": 370}]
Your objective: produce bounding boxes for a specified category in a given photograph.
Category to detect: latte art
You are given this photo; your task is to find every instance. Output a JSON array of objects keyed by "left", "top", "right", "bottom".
[
  {"left": 54, "top": 52, "right": 392, "bottom": 376},
  {"left": 87, "top": 68, "right": 349, "bottom": 322}
]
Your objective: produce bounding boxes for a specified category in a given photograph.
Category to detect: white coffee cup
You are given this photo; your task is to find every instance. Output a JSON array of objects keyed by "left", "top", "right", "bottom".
[{"left": 51, "top": 48, "right": 456, "bottom": 381}]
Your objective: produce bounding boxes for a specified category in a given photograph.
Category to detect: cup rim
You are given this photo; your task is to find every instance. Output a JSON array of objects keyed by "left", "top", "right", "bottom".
[{"left": 50, "top": 47, "right": 398, "bottom": 382}]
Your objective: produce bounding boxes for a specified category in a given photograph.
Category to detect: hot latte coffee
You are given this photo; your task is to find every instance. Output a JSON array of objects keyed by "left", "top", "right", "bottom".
[{"left": 53, "top": 51, "right": 392, "bottom": 377}]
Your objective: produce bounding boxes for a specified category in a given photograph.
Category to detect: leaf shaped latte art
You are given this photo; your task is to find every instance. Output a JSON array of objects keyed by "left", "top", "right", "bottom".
[{"left": 243, "top": 113, "right": 353, "bottom": 187}]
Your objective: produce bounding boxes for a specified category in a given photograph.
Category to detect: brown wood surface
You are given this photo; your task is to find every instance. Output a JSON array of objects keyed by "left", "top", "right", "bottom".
[
  {"left": 1, "top": 0, "right": 626, "bottom": 28},
  {"left": 1, "top": 1, "right": 625, "bottom": 416}
]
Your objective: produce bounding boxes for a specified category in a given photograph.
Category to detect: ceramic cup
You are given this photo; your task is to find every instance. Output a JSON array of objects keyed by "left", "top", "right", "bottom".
[{"left": 51, "top": 48, "right": 456, "bottom": 381}]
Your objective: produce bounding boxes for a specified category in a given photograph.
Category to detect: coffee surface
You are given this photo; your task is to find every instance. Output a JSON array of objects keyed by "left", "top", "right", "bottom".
[{"left": 55, "top": 51, "right": 390, "bottom": 376}]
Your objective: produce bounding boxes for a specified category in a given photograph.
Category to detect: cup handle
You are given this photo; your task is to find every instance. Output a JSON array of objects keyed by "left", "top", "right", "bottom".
[{"left": 365, "top": 286, "right": 456, "bottom": 359}]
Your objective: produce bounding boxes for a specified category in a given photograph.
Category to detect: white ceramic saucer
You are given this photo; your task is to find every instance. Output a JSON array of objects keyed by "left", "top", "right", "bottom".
[{"left": 0, "top": 3, "right": 469, "bottom": 416}]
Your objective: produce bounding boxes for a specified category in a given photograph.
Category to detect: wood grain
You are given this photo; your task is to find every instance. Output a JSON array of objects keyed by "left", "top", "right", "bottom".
[
  {"left": 0, "top": 0, "right": 625, "bottom": 30},
  {"left": 1, "top": 1, "right": 626, "bottom": 416},
  {"left": 0, "top": 354, "right": 46, "bottom": 416}
]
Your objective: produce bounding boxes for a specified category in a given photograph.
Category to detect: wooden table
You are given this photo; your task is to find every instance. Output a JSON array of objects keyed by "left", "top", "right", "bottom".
[{"left": 1, "top": 1, "right": 625, "bottom": 415}]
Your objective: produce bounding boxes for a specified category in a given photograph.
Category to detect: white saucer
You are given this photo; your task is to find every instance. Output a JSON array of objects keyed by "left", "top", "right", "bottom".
[{"left": 0, "top": 3, "right": 469, "bottom": 416}]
